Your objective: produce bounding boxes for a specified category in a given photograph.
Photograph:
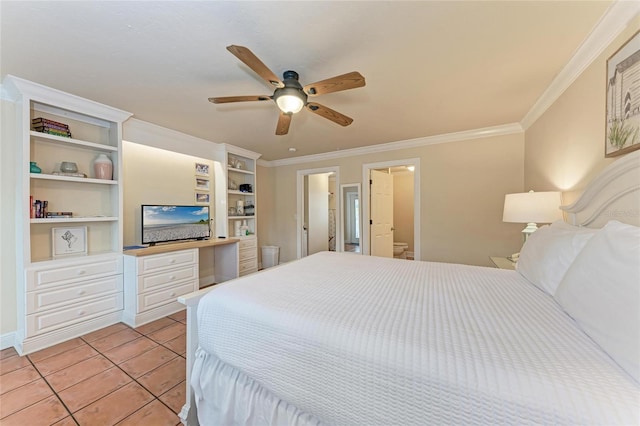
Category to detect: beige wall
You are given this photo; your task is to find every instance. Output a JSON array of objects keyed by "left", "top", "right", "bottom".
[
  {"left": 122, "top": 142, "right": 216, "bottom": 247},
  {"left": 525, "top": 24, "right": 639, "bottom": 200},
  {"left": 260, "top": 132, "right": 525, "bottom": 266},
  {"left": 1, "top": 99, "right": 17, "bottom": 335},
  {"left": 393, "top": 171, "right": 414, "bottom": 253},
  {"left": 122, "top": 142, "right": 217, "bottom": 283}
]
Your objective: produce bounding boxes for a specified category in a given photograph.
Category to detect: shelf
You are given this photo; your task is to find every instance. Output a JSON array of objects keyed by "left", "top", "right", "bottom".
[
  {"left": 31, "top": 217, "right": 118, "bottom": 224},
  {"left": 30, "top": 131, "right": 118, "bottom": 152},
  {"left": 228, "top": 167, "right": 254, "bottom": 175},
  {"left": 228, "top": 190, "right": 254, "bottom": 196},
  {"left": 228, "top": 215, "right": 255, "bottom": 220},
  {"left": 30, "top": 173, "right": 117, "bottom": 184}
]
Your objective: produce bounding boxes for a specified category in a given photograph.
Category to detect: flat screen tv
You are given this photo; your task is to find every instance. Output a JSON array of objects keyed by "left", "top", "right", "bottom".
[{"left": 142, "top": 205, "right": 210, "bottom": 245}]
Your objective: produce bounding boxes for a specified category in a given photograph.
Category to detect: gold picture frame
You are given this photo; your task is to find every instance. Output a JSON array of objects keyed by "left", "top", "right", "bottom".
[{"left": 605, "top": 30, "right": 640, "bottom": 157}]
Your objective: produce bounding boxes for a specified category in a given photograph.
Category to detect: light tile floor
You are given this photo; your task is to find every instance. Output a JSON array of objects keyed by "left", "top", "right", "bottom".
[{"left": 0, "top": 310, "right": 187, "bottom": 426}]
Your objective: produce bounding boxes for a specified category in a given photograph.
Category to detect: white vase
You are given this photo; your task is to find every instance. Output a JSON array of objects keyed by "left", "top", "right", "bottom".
[{"left": 94, "top": 154, "right": 113, "bottom": 180}]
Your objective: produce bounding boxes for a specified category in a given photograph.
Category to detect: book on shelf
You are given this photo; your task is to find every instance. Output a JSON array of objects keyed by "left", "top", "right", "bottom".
[
  {"left": 32, "top": 117, "right": 70, "bottom": 129},
  {"left": 33, "top": 127, "right": 72, "bottom": 138},
  {"left": 31, "top": 122, "right": 69, "bottom": 132},
  {"left": 45, "top": 212, "right": 73, "bottom": 218},
  {"left": 31, "top": 199, "right": 49, "bottom": 218}
]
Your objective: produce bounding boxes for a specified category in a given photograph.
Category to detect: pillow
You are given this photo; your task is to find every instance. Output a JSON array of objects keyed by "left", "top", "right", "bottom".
[
  {"left": 554, "top": 220, "right": 640, "bottom": 382},
  {"left": 516, "top": 222, "right": 597, "bottom": 295}
]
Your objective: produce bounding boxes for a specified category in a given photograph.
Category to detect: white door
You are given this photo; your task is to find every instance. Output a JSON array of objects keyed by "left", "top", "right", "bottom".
[
  {"left": 370, "top": 170, "right": 394, "bottom": 258},
  {"left": 307, "top": 173, "right": 329, "bottom": 255}
]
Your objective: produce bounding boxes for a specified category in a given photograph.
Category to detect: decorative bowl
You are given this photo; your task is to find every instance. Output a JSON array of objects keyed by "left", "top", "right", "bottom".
[{"left": 60, "top": 161, "right": 78, "bottom": 173}]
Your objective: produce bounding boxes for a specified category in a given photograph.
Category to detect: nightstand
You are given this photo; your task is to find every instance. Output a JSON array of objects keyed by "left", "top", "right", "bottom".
[{"left": 490, "top": 256, "right": 516, "bottom": 270}]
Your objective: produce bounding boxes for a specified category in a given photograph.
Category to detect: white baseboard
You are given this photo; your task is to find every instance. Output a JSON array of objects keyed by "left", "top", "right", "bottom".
[{"left": 0, "top": 332, "right": 16, "bottom": 350}]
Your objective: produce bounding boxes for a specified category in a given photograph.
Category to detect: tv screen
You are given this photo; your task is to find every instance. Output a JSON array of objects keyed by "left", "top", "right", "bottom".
[{"left": 142, "top": 205, "right": 210, "bottom": 245}]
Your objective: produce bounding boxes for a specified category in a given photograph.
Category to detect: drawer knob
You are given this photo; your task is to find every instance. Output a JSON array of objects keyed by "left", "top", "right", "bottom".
[
  {"left": 169, "top": 259, "right": 176, "bottom": 264},
  {"left": 170, "top": 292, "right": 176, "bottom": 297},
  {"left": 78, "top": 310, "right": 85, "bottom": 316},
  {"left": 78, "top": 290, "right": 86, "bottom": 295},
  {"left": 77, "top": 270, "right": 86, "bottom": 275},
  {"left": 169, "top": 275, "right": 175, "bottom": 280}
]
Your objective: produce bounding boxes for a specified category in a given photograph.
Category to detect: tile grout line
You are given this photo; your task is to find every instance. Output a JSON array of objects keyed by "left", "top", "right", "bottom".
[
  {"left": 3, "top": 314, "right": 187, "bottom": 425},
  {"left": 77, "top": 318, "right": 187, "bottom": 421},
  {"left": 23, "top": 350, "right": 79, "bottom": 425}
]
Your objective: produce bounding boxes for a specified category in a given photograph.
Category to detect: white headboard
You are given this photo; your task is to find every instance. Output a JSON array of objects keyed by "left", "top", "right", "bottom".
[{"left": 561, "top": 150, "right": 640, "bottom": 228}]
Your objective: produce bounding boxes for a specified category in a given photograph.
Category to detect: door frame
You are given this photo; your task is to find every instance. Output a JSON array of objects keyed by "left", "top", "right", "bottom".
[
  {"left": 340, "top": 183, "right": 362, "bottom": 252},
  {"left": 296, "top": 166, "right": 340, "bottom": 259},
  {"left": 362, "top": 158, "right": 421, "bottom": 259}
]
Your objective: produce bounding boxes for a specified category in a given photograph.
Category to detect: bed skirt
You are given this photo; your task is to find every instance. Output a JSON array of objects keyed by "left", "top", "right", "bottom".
[{"left": 191, "top": 347, "right": 322, "bottom": 426}]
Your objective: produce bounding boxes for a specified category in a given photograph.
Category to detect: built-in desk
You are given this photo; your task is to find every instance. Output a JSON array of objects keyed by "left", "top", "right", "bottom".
[{"left": 122, "top": 238, "right": 239, "bottom": 327}]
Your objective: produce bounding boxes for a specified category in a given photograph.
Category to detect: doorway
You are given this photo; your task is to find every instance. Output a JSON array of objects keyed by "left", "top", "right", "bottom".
[
  {"left": 362, "top": 159, "right": 420, "bottom": 260},
  {"left": 340, "top": 183, "right": 362, "bottom": 253},
  {"left": 296, "top": 167, "right": 340, "bottom": 259}
]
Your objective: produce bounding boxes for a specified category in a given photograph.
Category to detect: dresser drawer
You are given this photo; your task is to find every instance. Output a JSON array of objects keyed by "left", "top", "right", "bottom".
[
  {"left": 239, "top": 238, "right": 257, "bottom": 249},
  {"left": 26, "top": 293, "right": 123, "bottom": 337},
  {"left": 27, "top": 275, "right": 122, "bottom": 314},
  {"left": 137, "top": 280, "right": 197, "bottom": 313},
  {"left": 26, "top": 256, "right": 123, "bottom": 291},
  {"left": 137, "top": 249, "right": 197, "bottom": 275},
  {"left": 239, "top": 247, "right": 257, "bottom": 261},
  {"left": 139, "top": 265, "right": 198, "bottom": 293},
  {"left": 239, "top": 258, "right": 258, "bottom": 276}
]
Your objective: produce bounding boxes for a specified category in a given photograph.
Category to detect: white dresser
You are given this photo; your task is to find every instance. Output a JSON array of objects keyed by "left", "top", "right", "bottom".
[
  {"left": 122, "top": 238, "right": 240, "bottom": 327},
  {"left": 238, "top": 237, "right": 258, "bottom": 276},
  {"left": 20, "top": 254, "right": 124, "bottom": 354},
  {"left": 123, "top": 248, "right": 199, "bottom": 328}
]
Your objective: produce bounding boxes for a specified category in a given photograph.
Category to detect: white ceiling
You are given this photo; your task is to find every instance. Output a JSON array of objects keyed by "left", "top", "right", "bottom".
[{"left": 1, "top": 1, "right": 612, "bottom": 161}]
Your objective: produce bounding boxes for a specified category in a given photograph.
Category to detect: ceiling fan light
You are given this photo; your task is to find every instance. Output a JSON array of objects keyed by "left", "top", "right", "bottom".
[{"left": 275, "top": 88, "right": 305, "bottom": 114}]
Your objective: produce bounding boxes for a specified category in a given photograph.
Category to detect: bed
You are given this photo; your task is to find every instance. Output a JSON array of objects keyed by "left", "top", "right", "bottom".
[{"left": 179, "top": 150, "right": 640, "bottom": 426}]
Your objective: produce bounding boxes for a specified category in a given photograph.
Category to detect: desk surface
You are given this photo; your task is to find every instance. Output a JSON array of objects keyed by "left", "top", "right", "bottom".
[{"left": 123, "top": 238, "right": 239, "bottom": 257}]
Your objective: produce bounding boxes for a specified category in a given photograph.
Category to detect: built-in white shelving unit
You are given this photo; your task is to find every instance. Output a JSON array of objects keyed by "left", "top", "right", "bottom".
[
  {"left": 3, "top": 75, "right": 132, "bottom": 354},
  {"left": 214, "top": 144, "right": 261, "bottom": 276}
]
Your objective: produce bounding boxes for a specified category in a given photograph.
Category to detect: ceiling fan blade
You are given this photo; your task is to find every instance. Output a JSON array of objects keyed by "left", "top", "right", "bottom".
[
  {"left": 208, "top": 95, "right": 271, "bottom": 104},
  {"left": 227, "top": 45, "right": 284, "bottom": 88},
  {"left": 303, "top": 71, "right": 365, "bottom": 96},
  {"left": 306, "top": 102, "right": 353, "bottom": 127},
  {"left": 276, "top": 112, "right": 292, "bottom": 135}
]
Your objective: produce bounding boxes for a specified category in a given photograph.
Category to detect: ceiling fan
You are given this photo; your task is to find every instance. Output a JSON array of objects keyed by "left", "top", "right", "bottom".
[{"left": 209, "top": 45, "right": 366, "bottom": 135}]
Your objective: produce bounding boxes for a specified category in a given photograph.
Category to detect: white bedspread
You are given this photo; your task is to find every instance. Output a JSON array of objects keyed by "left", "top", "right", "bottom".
[{"left": 195, "top": 252, "right": 640, "bottom": 425}]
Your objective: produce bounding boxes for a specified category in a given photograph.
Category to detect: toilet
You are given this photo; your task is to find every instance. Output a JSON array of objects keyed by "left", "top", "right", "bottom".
[{"left": 393, "top": 242, "right": 408, "bottom": 259}]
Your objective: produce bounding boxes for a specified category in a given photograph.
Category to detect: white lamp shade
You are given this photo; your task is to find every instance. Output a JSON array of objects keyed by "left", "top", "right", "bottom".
[
  {"left": 503, "top": 191, "right": 563, "bottom": 224},
  {"left": 275, "top": 91, "right": 305, "bottom": 113}
]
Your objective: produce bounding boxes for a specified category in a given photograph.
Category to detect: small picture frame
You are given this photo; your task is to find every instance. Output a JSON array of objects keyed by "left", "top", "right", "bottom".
[
  {"left": 52, "top": 226, "right": 87, "bottom": 257},
  {"left": 195, "top": 162, "right": 210, "bottom": 176},
  {"left": 195, "top": 192, "right": 210, "bottom": 204},
  {"left": 195, "top": 177, "right": 210, "bottom": 191}
]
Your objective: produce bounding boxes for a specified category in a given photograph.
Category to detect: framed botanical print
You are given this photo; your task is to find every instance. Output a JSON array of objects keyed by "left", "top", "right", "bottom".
[
  {"left": 52, "top": 226, "right": 87, "bottom": 257},
  {"left": 606, "top": 30, "right": 640, "bottom": 157}
]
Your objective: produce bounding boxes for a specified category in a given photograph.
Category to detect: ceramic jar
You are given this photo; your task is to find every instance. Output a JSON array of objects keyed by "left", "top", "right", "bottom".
[
  {"left": 29, "top": 162, "right": 41, "bottom": 173},
  {"left": 94, "top": 154, "right": 113, "bottom": 180}
]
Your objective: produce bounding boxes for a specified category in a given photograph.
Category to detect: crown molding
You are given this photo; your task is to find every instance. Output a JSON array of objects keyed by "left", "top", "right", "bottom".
[
  {"left": 258, "top": 123, "right": 522, "bottom": 168},
  {"left": 2, "top": 75, "right": 132, "bottom": 123},
  {"left": 521, "top": 0, "right": 640, "bottom": 130}
]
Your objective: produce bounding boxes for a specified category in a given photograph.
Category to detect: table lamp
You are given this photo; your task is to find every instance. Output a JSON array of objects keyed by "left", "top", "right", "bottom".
[{"left": 503, "top": 190, "right": 563, "bottom": 242}]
